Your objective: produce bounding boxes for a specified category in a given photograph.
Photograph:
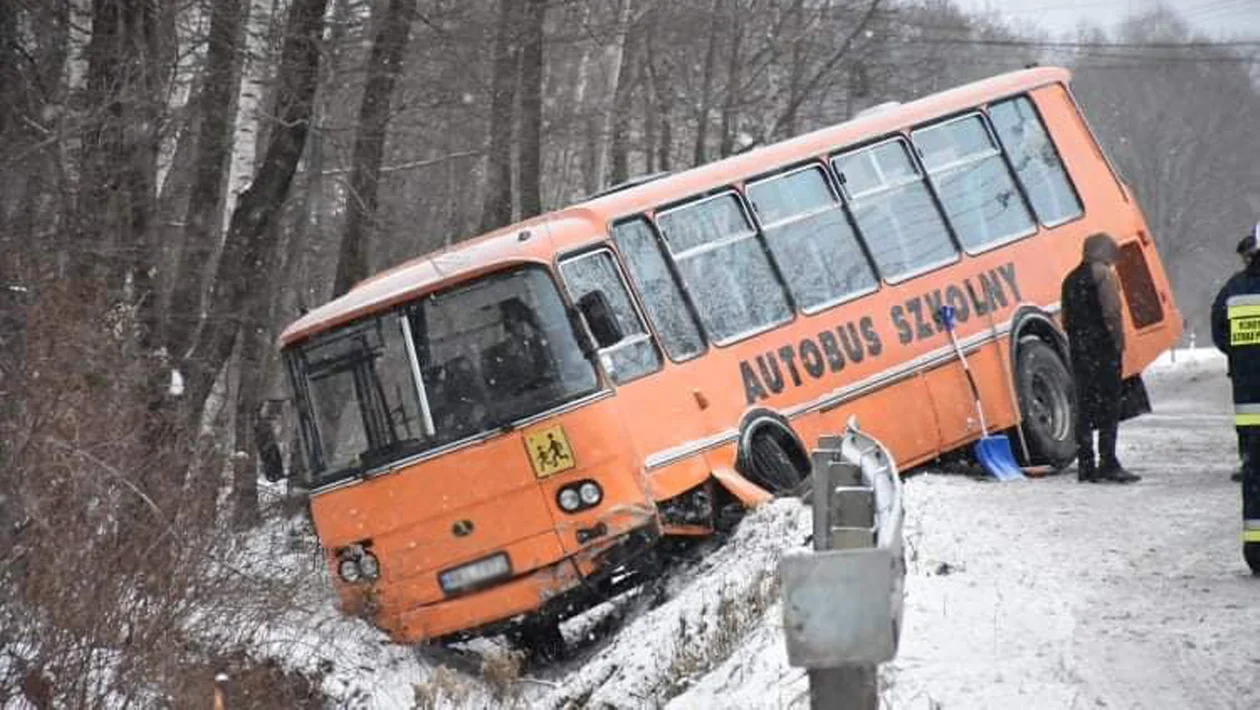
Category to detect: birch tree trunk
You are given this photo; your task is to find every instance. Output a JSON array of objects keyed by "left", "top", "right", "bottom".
[
  {"left": 594, "top": 0, "right": 635, "bottom": 189},
  {"left": 224, "top": 0, "right": 277, "bottom": 229},
  {"left": 181, "top": 0, "right": 329, "bottom": 428},
  {"left": 167, "top": 0, "right": 246, "bottom": 359}
]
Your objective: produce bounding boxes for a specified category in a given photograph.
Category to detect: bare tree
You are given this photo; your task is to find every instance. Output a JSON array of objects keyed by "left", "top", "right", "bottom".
[
  {"left": 479, "top": 0, "right": 523, "bottom": 232},
  {"left": 1072, "top": 9, "right": 1260, "bottom": 337},
  {"left": 518, "top": 0, "right": 548, "bottom": 218},
  {"left": 181, "top": 0, "right": 330, "bottom": 425},
  {"left": 333, "top": 0, "right": 419, "bottom": 297},
  {"left": 167, "top": 0, "right": 247, "bottom": 359}
]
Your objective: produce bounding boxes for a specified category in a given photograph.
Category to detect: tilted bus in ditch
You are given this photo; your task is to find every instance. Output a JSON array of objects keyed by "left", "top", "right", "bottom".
[{"left": 276, "top": 66, "right": 1180, "bottom": 654}]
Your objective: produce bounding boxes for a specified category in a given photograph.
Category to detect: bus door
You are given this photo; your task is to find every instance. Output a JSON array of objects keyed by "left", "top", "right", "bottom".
[{"left": 557, "top": 246, "right": 711, "bottom": 500}]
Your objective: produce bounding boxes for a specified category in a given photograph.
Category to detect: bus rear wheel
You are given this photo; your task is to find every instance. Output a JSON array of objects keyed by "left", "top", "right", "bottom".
[
  {"left": 1015, "top": 339, "right": 1076, "bottom": 468},
  {"left": 747, "top": 431, "right": 806, "bottom": 495}
]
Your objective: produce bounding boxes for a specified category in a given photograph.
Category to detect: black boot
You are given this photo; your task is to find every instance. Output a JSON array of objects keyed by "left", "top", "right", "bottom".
[
  {"left": 1098, "top": 459, "right": 1140, "bottom": 484},
  {"left": 1077, "top": 459, "right": 1097, "bottom": 483}
]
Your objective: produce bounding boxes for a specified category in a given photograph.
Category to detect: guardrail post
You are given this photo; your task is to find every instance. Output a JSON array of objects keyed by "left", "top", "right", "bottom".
[{"left": 781, "top": 425, "right": 905, "bottom": 710}]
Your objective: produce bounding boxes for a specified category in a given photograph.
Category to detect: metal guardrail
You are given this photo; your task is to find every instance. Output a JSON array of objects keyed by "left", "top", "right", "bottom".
[{"left": 780, "top": 419, "right": 906, "bottom": 710}]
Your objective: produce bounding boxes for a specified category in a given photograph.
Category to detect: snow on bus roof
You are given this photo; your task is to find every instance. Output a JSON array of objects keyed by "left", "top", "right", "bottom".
[{"left": 279, "top": 66, "right": 1071, "bottom": 348}]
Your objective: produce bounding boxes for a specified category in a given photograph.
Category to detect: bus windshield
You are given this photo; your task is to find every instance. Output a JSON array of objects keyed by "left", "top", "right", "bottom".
[{"left": 288, "top": 266, "right": 600, "bottom": 486}]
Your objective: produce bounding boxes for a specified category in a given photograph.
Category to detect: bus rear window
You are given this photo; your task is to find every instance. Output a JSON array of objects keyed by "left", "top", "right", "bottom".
[{"left": 1115, "top": 241, "right": 1164, "bottom": 329}]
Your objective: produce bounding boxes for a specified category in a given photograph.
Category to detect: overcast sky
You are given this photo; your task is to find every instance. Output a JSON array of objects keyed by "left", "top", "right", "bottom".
[{"left": 952, "top": 0, "right": 1260, "bottom": 38}]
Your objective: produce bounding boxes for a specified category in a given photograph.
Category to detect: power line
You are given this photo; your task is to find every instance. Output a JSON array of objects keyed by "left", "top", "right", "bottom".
[{"left": 891, "top": 36, "right": 1260, "bottom": 49}]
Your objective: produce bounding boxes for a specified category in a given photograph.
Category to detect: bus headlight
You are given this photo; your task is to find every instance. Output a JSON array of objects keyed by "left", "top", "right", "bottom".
[
  {"left": 558, "top": 488, "right": 582, "bottom": 512},
  {"left": 338, "top": 557, "right": 362, "bottom": 583},
  {"left": 439, "top": 553, "right": 511, "bottom": 594},
  {"left": 359, "top": 551, "right": 381, "bottom": 581},
  {"left": 336, "top": 544, "right": 379, "bottom": 584},
  {"left": 578, "top": 481, "right": 602, "bottom": 506}
]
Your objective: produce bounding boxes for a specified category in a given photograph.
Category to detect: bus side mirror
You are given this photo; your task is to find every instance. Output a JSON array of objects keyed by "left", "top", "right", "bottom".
[{"left": 577, "top": 291, "right": 623, "bottom": 349}]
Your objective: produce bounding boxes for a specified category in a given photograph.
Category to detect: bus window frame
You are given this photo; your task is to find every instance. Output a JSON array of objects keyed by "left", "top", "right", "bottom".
[
  {"left": 652, "top": 188, "right": 799, "bottom": 348},
  {"left": 982, "top": 93, "right": 1087, "bottom": 231},
  {"left": 744, "top": 160, "right": 881, "bottom": 317},
  {"left": 556, "top": 244, "right": 665, "bottom": 385},
  {"left": 910, "top": 109, "right": 1039, "bottom": 257},
  {"left": 608, "top": 216, "right": 711, "bottom": 365},
  {"left": 828, "top": 134, "right": 963, "bottom": 287}
]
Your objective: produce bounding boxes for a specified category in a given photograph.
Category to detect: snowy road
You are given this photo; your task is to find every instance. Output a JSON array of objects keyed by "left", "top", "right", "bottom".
[
  {"left": 879, "top": 351, "right": 1258, "bottom": 710},
  {"left": 673, "top": 350, "right": 1259, "bottom": 709}
]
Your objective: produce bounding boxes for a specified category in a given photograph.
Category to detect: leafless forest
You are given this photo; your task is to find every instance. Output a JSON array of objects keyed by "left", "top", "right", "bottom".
[{"left": 0, "top": 0, "right": 1256, "bottom": 706}]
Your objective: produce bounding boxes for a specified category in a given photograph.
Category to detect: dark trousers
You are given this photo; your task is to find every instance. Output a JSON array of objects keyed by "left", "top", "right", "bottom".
[
  {"left": 1073, "top": 356, "right": 1122, "bottom": 470},
  {"left": 1238, "top": 426, "right": 1260, "bottom": 573},
  {"left": 1241, "top": 427, "right": 1260, "bottom": 521}
]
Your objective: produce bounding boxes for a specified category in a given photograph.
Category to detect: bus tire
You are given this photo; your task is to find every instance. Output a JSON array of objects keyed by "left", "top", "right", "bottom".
[
  {"left": 1015, "top": 339, "right": 1076, "bottom": 468},
  {"left": 747, "top": 431, "right": 806, "bottom": 496}
]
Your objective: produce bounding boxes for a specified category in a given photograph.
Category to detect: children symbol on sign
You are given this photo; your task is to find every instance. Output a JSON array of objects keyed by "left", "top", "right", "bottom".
[{"left": 535, "top": 432, "right": 572, "bottom": 469}]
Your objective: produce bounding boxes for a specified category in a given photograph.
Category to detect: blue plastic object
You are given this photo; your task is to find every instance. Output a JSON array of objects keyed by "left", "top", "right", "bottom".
[{"left": 938, "top": 306, "right": 1024, "bottom": 481}]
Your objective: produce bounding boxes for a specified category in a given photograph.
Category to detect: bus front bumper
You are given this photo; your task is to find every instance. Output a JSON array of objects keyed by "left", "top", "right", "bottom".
[{"left": 385, "top": 523, "right": 660, "bottom": 644}]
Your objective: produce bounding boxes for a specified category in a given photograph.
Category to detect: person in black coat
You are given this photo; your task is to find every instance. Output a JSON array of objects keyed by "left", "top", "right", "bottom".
[
  {"left": 1061, "top": 233, "right": 1140, "bottom": 483},
  {"left": 1210, "top": 224, "right": 1260, "bottom": 575}
]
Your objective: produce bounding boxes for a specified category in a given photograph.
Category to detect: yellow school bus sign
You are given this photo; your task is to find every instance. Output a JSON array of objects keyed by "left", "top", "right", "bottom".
[{"left": 524, "top": 424, "right": 576, "bottom": 478}]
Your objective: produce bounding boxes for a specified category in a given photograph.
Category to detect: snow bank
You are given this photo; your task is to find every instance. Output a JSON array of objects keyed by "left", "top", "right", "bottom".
[
  {"left": 1147, "top": 346, "right": 1225, "bottom": 371},
  {"left": 530, "top": 498, "right": 811, "bottom": 708}
]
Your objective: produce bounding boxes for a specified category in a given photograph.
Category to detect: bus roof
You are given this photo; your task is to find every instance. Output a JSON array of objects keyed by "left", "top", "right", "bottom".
[{"left": 279, "top": 66, "right": 1071, "bottom": 348}]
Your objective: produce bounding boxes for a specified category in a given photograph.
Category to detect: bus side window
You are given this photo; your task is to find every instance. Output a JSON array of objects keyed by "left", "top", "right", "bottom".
[
  {"left": 655, "top": 193, "right": 793, "bottom": 343},
  {"left": 988, "top": 96, "right": 1083, "bottom": 227},
  {"left": 559, "top": 249, "right": 663, "bottom": 384},
  {"left": 611, "top": 218, "right": 706, "bottom": 361},
  {"left": 747, "top": 164, "right": 878, "bottom": 312},
  {"left": 832, "top": 139, "right": 956, "bottom": 281},
  {"left": 913, "top": 113, "right": 1037, "bottom": 252}
]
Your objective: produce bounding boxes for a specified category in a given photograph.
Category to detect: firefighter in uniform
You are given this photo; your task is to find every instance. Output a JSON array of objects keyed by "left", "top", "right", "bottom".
[{"left": 1211, "top": 223, "right": 1260, "bottom": 575}]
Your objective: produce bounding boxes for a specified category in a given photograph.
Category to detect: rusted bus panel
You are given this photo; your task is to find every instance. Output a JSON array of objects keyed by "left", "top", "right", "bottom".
[
  {"left": 370, "top": 529, "right": 568, "bottom": 618},
  {"left": 307, "top": 433, "right": 546, "bottom": 550},
  {"left": 646, "top": 454, "right": 714, "bottom": 501},
  {"left": 385, "top": 521, "right": 656, "bottom": 643},
  {"left": 388, "top": 556, "right": 585, "bottom": 643},
  {"left": 547, "top": 498, "right": 657, "bottom": 557}
]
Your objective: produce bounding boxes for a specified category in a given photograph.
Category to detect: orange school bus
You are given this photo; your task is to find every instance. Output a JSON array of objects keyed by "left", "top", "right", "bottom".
[{"left": 277, "top": 66, "right": 1180, "bottom": 650}]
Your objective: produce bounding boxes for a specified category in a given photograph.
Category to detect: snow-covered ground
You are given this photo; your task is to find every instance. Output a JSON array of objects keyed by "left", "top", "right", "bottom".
[{"left": 251, "top": 347, "right": 1257, "bottom": 709}]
